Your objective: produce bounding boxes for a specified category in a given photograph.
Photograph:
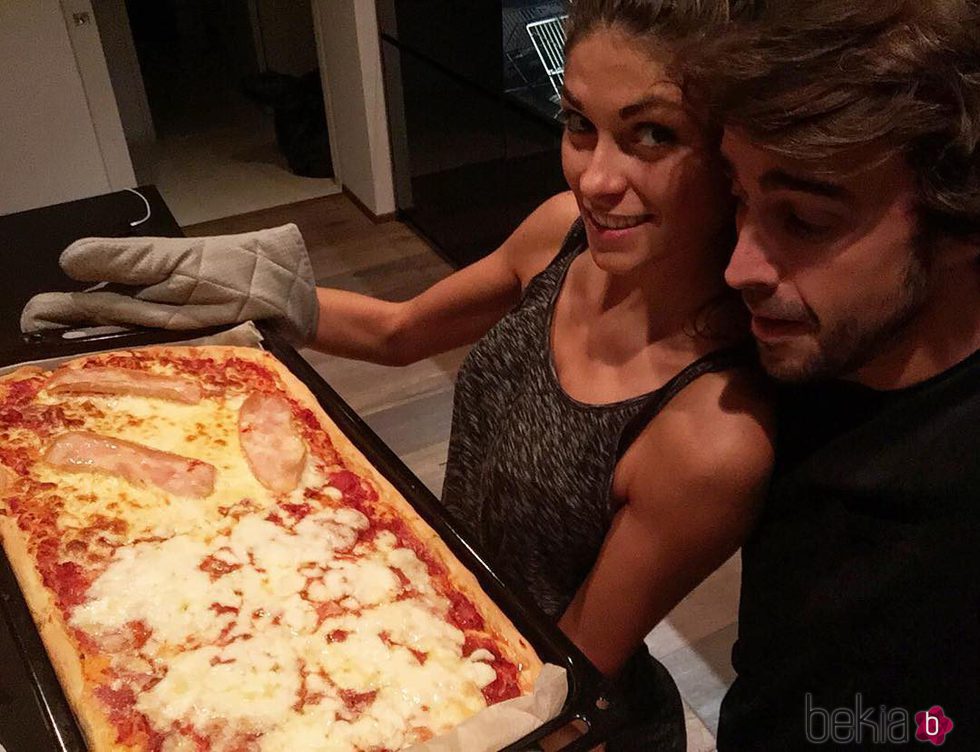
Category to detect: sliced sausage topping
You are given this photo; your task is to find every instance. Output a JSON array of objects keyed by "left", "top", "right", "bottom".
[
  {"left": 45, "top": 431, "right": 215, "bottom": 498},
  {"left": 238, "top": 392, "right": 306, "bottom": 493},
  {"left": 47, "top": 368, "right": 202, "bottom": 404}
]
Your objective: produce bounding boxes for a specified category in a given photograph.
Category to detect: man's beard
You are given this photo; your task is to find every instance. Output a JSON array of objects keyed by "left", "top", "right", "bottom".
[{"left": 759, "top": 254, "right": 930, "bottom": 383}]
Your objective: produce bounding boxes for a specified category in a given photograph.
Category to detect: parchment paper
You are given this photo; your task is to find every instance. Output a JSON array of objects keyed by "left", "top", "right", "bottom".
[
  {"left": 406, "top": 663, "right": 569, "bottom": 752},
  {"left": 1, "top": 322, "right": 570, "bottom": 750}
]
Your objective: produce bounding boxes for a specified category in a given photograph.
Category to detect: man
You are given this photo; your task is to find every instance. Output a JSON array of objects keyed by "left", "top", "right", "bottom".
[{"left": 685, "top": 1, "right": 980, "bottom": 748}]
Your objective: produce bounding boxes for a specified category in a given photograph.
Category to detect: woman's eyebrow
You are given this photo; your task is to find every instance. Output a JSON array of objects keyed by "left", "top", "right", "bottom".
[
  {"left": 561, "top": 88, "right": 682, "bottom": 119},
  {"left": 619, "top": 94, "right": 682, "bottom": 119}
]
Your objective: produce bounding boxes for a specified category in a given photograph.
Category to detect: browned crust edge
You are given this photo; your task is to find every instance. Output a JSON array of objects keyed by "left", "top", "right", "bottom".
[
  {"left": 0, "top": 514, "right": 132, "bottom": 752},
  {"left": 140, "top": 344, "right": 544, "bottom": 688},
  {"left": 0, "top": 365, "right": 44, "bottom": 383}
]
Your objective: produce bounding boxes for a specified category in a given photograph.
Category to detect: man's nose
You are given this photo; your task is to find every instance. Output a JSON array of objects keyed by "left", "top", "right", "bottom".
[
  {"left": 725, "top": 220, "right": 780, "bottom": 292},
  {"left": 578, "top": 135, "right": 628, "bottom": 199}
]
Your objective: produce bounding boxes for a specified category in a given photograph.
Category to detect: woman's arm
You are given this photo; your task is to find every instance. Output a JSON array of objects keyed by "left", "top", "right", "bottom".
[
  {"left": 310, "top": 192, "right": 580, "bottom": 366},
  {"left": 557, "top": 371, "right": 774, "bottom": 677}
]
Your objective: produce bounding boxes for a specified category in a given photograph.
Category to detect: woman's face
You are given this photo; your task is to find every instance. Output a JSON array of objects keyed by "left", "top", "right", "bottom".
[{"left": 561, "top": 26, "right": 733, "bottom": 276}]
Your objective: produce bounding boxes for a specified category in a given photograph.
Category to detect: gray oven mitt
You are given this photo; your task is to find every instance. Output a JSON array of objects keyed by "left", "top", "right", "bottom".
[{"left": 20, "top": 223, "right": 318, "bottom": 344}]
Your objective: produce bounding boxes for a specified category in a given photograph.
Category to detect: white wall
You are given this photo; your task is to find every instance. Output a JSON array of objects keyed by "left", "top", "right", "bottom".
[
  {"left": 313, "top": 0, "right": 395, "bottom": 216},
  {"left": 0, "top": 0, "right": 134, "bottom": 216}
]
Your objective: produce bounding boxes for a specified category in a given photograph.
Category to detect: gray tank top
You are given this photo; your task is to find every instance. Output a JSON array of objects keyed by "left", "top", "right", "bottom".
[{"left": 442, "top": 219, "right": 749, "bottom": 618}]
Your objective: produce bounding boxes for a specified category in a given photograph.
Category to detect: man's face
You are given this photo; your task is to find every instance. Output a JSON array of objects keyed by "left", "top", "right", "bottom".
[{"left": 721, "top": 130, "right": 929, "bottom": 382}]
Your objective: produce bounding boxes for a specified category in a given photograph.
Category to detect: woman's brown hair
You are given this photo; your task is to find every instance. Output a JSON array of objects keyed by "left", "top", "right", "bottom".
[
  {"left": 565, "top": 0, "right": 749, "bottom": 53},
  {"left": 683, "top": 0, "right": 980, "bottom": 242}
]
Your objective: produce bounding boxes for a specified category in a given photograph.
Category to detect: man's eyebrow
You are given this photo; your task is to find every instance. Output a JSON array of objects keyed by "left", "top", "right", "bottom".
[
  {"left": 760, "top": 169, "right": 849, "bottom": 199},
  {"left": 561, "top": 89, "right": 681, "bottom": 119}
]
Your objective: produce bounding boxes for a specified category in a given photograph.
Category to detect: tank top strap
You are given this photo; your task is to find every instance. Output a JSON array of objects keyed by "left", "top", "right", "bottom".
[
  {"left": 552, "top": 216, "right": 587, "bottom": 266},
  {"left": 615, "top": 343, "right": 755, "bottom": 461},
  {"left": 522, "top": 217, "right": 587, "bottom": 294}
]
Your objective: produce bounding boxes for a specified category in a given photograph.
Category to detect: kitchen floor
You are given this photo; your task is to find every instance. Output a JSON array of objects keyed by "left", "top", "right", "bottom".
[
  {"left": 187, "top": 194, "right": 739, "bottom": 751},
  {"left": 133, "top": 105, "right": 340, "bottom": 227},
  {"left": 130, "top": 13, "right": 339, "bottom": 228}
]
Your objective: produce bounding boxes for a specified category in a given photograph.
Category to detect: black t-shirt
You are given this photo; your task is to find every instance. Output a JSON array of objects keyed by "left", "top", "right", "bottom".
[{"left": 718, "top": 349, "right": 980, "bottom": 751}]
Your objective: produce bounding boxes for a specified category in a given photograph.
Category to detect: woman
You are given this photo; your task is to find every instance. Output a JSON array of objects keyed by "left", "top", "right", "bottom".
[
  {"left": 24, "top": 1, "right": 772, "bottom": 747},
  {"left": 312, "top": 2, "right": 772, "bottom": 747}
]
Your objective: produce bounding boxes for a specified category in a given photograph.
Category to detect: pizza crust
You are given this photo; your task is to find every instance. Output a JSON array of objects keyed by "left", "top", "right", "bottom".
[
  {"left": 1, "top": 515, "right": 135, "bottom": 752},
  {"left": 0, "top": 365, "right": 44, "bottom": 383}
]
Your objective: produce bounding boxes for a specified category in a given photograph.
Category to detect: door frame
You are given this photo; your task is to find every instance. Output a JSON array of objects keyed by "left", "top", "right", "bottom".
[{"left": 61, "top": 0, "right": 137, "bottom": 191}]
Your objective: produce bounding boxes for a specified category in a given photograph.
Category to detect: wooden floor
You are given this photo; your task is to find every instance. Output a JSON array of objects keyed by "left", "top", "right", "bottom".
[{"left": 186, "top": 194, "right": 738, "bottom": 751}]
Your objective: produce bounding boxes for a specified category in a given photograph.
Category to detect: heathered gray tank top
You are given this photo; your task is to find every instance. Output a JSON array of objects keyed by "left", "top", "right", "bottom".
[{"left": 442, "top": 219, "right": 749, "bottom": 618}]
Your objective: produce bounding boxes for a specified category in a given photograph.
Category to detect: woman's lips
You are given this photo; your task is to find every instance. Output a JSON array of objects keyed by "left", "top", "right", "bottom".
[
  {"left": 750, "top": 315, "right": 811, "bottom": 340},
  {"left": 584, "top": 209, "right": 653, "bottom": 239}
]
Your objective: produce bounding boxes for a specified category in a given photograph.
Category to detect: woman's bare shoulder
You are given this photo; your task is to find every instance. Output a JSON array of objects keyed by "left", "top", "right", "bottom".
[
  {"left": 661, "top": 366, "right": 773, "bottom": 469},
  {"left": 502, "top": 192, "right": 582, "bottom": 287},
  {"left": 617, "top": 364, "right": 774, "bottom": 513}
]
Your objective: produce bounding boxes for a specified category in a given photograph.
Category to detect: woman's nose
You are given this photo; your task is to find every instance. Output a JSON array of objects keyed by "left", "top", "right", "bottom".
[{"left": 578, "top": 135, "right": 628, "bottom": 200}]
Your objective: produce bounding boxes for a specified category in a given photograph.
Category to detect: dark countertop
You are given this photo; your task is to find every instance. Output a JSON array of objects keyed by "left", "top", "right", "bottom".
[{"left": 0, "top": 186, "right": 181, "bottom": 356}]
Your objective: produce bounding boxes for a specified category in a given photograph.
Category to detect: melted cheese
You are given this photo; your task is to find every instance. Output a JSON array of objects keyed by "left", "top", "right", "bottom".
[{"left": 72, "top": 514, "right": 498, "bottom": 748}]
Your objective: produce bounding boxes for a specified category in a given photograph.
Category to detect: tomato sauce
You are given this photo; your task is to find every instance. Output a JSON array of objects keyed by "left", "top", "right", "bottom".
[
  {"left": 339, "top": 688, "right": 378, "bottom": 714},
  {"left": 463, "top": 636, "right": 523, "bottom": 704}
]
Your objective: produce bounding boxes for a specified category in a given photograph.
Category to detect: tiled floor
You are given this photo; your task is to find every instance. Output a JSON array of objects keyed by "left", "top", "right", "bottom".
[
  {"left": 135, "top": 109, "right": 340, "bottom": 227},
  {"left": 188, "top": 194, "right": 741, "bottom": 749}
]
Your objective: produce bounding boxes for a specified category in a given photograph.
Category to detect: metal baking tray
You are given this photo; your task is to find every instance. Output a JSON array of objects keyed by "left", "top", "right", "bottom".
[{"left": 0, "top": 323, "right": 632, "bottom": 752}]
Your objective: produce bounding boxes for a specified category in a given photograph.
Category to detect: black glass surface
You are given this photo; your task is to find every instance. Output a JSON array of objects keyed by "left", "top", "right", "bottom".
[
  {"left": 377, "top": 0, "right": 503, "bottom": 91},
  {"left": 380, "top": 1, "right": 566, "bottom": 268},
  {"left": 0, "top": 187, "right": 181, "bottom": 353},
  {"left": 502, "top": 0, "right": 568, "bottom": 123}
]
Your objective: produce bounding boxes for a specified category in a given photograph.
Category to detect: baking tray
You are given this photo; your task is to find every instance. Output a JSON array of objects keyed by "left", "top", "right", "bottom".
[{"left": 0, "top": 323, "right": 632, "bottom": 752}]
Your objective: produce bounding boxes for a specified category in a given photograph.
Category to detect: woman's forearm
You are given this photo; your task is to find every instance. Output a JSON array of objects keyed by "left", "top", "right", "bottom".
[{"left": 311, "top": 287, "right": 409, "bottom": 366}]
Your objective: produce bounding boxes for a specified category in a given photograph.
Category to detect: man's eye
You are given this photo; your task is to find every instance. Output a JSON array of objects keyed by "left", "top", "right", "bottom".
[
  {"left": 558, "top": 110, "right": 592, "bottom": 134},
  {"left": 784, "top": 211, "right": 832, "bottom": 239},
  {"left": 637, "top": 123, "right": 676, "bottom": 147}
]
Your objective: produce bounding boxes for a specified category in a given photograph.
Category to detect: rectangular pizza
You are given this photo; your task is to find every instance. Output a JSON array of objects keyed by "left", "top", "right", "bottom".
[{"left": 0, "top": 345, "right": 542, "bottom": 752}]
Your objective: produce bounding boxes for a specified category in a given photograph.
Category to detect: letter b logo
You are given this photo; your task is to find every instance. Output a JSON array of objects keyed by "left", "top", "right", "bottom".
[{"left": 805, "top": 693, "right": 831, "bottom": 743}]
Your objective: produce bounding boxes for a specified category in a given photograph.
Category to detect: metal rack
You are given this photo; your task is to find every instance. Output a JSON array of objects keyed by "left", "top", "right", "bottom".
[{"left": 526, "top": 14, "right": 568, "bottom": 102}]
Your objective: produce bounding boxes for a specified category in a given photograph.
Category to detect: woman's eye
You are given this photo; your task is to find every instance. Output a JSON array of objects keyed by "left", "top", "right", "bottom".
[
  {"left": 558, "top": 110, "right": 592, "bottom": 134},
  {"left": 637, "top": 123, "right": 676, "bottom": 147}
]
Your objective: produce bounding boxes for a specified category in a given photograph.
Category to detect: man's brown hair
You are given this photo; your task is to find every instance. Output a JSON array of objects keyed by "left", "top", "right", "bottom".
[{"left": 683, "top": 0, "right": 980, "bottom": 241}]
